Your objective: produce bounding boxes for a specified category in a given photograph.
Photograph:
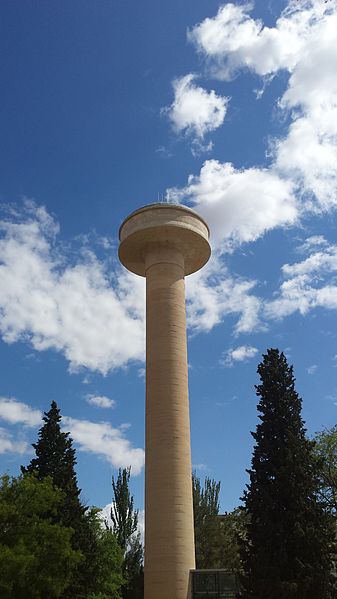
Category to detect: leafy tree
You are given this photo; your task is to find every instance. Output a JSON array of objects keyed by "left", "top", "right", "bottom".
[
  {"left": 0, "top": 473, "right": 81, "bottom": 599},
  {"left": 313, "top": 425, "right": 337, "bottom": 516},
  {"left": 110, "top": 468, "right": 143, "bottom": 599},
  {"left": 313, "top": 425, "right": 337, "bottom": 593},
  {"left": 21, "top": 401, "right": 123, "bottom": 599},
  {"left": 192, "top": 472, "right": 222, "bottom": 568},
  {"left": 193, "top": 473, "right": 248, "bottom": 572},
  {"left": 86, "top": 508, "right": 124, "bottom": 599},
  {"left": 218, "top": 508, "right": 247, "bottom": 574},
  {"left": 240, "top": 348, "right": 335, "bottom": 599}
]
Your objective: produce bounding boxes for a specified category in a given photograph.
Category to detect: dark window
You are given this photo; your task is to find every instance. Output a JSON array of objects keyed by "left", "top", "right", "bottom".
[{"left": 191, "top": 570, "right": 239, "bottom": 599}]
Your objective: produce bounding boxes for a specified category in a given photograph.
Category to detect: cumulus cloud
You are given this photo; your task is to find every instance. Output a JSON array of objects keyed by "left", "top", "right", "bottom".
[
  {"left": 0, "top": 427, "right": 28, "bottom": 455},
  {"left": 63, "top": 417, "right": 144, "bottom": 475},
  {"left": 265, "top": 238, "right": 337, "bottom": 319},
  {"left": 220, "top": 345, "right": 259, "bottom": 367},
  {"left": 100, "top": 504, "right": 145, "bottom": 544},
  {"left": 0, "top": 394, "right": 143, "bottom": 470},
  {"left": 188, "top": 1, "right": 336, "bottom": 81},
  {"left": 167, "top": 160, "right": 297, "bottom": 249},
  {"left": 2, "top": 202, "right": 336, "bottom": 366},
  {"left": 0, "top": 201, "right": 145, "bottom": 374},
  {"left": 0, "top": 202, "right": 265, "bottom": 373},
  {"left": 86, "top": 395, "right": 116, "bottom": 409},
  {"left": 183, "top": 1, "right": 337, "bottom": 236},
  {"left": 186, "top": 255, "right": 262, "bottom": 335},
  {"left": 0, "top": 397, "right": 42, "bottom": 427},
  {"left": 188, "top": 2, "right": 309, "bottom": 79},
  {"left": 163, "top": 74, "right": 228, "bottom": 152}
]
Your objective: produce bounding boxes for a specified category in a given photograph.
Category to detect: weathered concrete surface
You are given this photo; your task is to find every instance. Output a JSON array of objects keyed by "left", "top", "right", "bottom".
[{"left": 119, "top": 203, "right": 211, "bottom": 599}]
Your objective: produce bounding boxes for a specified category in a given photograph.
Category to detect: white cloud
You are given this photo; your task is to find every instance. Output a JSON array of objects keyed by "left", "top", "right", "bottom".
[
  {"left": 265, "top": 239, "right": 337, "bottom": 319},
  {"left": 186, "top": 255, "right": 262, "bottom": 335},
  {"left": 296, "top": 235, "right": 329, "bottom": 253},
  {"left": 0, "top": 202, "right": 265, "bottom": 372},
  {"left": 167, "top": 160, "right": 297, "bottom": 249},
  {"left": 100, "top": 504, "right": 145, "bottom": 545},
  {"left": 86, "top": 394, "right": 116, "bottom": 409},
  {"left": 307, "top": 364, "right": 318, "bottom": 375},
  {"left": 185, "top": 1, "right": 337, "bottom": 231},
  {"left": 220, "top": 345, "right": 259, "bottom": 368},
  {"left": 274, "top": 109, "right": 337, "bottom": 211},
  {"left": 163, "top": 74, "right": 228, "bottom": 151},
  {"left": 0, "top": 201, "right": 145, "bottom": 374},
  {"left": 0, "top": 397, "right": 42, "bottom": 427},
  {"left": 0, "top": 427, "right": 28, "bottom": 455},
  {"left": 63, "top": 417, "right": 144, "bottom": 475},
  {"left": 188, "top": 1, "right": 330, "bottom": 79}
]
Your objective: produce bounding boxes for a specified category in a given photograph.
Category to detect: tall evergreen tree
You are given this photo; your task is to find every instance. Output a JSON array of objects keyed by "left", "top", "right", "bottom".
[
  {"left": 22, "top": 401, "right": 85, "bottom": 530},
  {"left": 111, "top": 468, "right": 144, "bottom": 599},
  {"left": 240, "top": 349, "right": 335, "bottom": 599}
]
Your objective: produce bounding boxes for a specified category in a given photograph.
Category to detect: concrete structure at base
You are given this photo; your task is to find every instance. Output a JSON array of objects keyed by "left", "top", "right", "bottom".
[{"left": 119, "top": 203, "right": 211, "bottom": 599}]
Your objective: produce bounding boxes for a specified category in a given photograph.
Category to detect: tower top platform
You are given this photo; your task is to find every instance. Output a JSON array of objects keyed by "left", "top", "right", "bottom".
[{"left": 118, "top": 203, "right": 211, "bottom": 277}]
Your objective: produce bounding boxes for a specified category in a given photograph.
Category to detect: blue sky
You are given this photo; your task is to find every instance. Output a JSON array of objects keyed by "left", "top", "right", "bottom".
[{"left": 1, "top": 0, "right": 337, "bottom": 517}]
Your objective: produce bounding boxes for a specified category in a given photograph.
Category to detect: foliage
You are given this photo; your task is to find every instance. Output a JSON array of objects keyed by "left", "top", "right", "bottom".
[
  {"left": 86, "top": 508, "right": 124, "bottom": 599},
  {"left": 22, "top": 400, "right": 85, "bottom": 530},
  {"left": 110, "top": 468, "right": 143, "bottom": 599},
  {"left": 313, "top": 425, "right": 337, "bottom": 593},
  {"left": 240, "top": 348, "right": 336, "bottom": 599},
  {"left": 192, "top": 472, "right": 222, "bottom": 568},
  {"left": 0, "top": 473, "right": 81, "bottom": 599},
  {"left": 192, "top": 473, "right": 246, "bottom": 573},
  {"left": 21, "top": 401, "right": 124, "bottom": 599},
  {"left": 218, "top": 508, "right": 247, "bottom": 574},
  {"left": 313, "top": 425, "right": 337, "bottom": 516}
]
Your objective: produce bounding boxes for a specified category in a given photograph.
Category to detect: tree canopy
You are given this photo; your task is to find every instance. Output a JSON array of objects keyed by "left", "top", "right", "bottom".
[
  {"left": 192, "top": 472, "right": 222, "bottom": 569},
  {"left": 21, "top": 401, "right": 124, "bottom": 599},
  {"left": 110, "top": 468, "right": 143, "bottom": 599},
  {"left": 0, "top": 473, "right": 81, "bottom": 599},
  {"left": 313, "top": 425, "right": 337, "bottom": 516}
]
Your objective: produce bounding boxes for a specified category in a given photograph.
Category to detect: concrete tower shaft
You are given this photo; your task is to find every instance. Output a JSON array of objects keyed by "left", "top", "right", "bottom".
[{"left": 119, "top": 204, "right": 211, "bottom": 599}]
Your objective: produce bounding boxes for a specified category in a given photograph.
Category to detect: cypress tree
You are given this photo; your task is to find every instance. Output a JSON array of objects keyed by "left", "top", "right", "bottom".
[
  {"left": 240, "top": 348, "right": 335, "bottom": 599},
  {"left": 22, "top": 401, "right": 85, "bottom": 530}
]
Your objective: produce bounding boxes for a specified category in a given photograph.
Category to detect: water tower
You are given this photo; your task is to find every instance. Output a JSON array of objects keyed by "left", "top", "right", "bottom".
[{"left": 119, "top": 203, "right": 211, "bottom": 599}]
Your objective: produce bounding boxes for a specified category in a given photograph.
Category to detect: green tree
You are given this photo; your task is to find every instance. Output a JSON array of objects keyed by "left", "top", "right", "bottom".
[
  {"left": 110, "top": 468, "right": 143, "bottom": 599},
  {"left": 22, "top": 401, "right": 90, "bottom": 598},
  {"left": 192, "top": 472, "right": 222, "bottom": 568},
  {"left": 22, "top": 401, "right": 85, "bottom": 530},
  {"left": 313, "top": 425, "right": 337, "bottom": 593},
  {"left": 313, "top": 425, "right": 337, "bottom": 516},
  {"left": 240, "top": 349, "right": 335, "bottom": 599},
  {"left": 86, "top": 508, "right": 124, "bottom": 599},
  {"left": 21, "top": 401, "right": 123, "bottom": 599},
  {"left": 0, "top": 473, "right": 81, "bottom": 599},
  {"left": 218, "top": 508, "right": 247, "bottom": 574}
]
